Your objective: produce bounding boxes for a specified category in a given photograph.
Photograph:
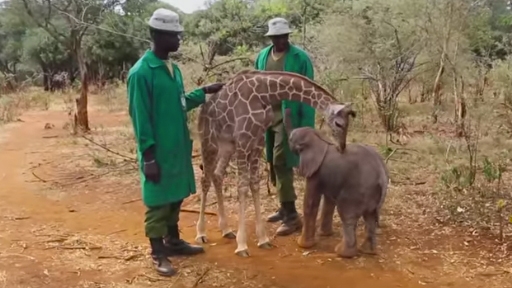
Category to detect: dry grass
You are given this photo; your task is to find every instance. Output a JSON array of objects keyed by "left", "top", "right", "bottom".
[
  {"left": 0, "top": 87, "right": 54, "bottom": 124},
  {"left": 7, "top": 59, "right": 512, "bottom": 287},
  {"left": 71, "top": 67, "right": 512, "bottom": 241}
]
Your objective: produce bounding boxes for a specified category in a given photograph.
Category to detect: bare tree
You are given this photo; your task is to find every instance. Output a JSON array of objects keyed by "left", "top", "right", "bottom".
[
  {"left": 20, "top": 0, "right": 116, "bottom": 133},
  {"left": 361, "top": 21, "right": 420, "bottom": 132}
]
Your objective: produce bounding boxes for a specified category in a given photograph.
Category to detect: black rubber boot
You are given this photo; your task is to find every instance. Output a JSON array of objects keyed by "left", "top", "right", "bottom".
[
  {"left": 266, "top": 204, "right": 285, "bottom": 223},
  {"left": 149, "top": 238, "right": 176, "bottom": 277},
  {"left": 276, "top": 201, "right": 302, "bottom": 236},
  {"left": 164, "top": 225, "right": 205, "bottom": 257}
]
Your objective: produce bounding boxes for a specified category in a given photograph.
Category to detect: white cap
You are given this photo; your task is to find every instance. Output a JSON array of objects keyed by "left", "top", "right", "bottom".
[
  {"left": 147, "top": 8, "right": 183, "bottom": 32},
  {"left": 265, "top": 17, "right": 292, "bottom": 36}
]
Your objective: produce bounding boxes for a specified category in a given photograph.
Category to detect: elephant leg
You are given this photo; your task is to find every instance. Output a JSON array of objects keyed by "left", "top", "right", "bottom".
[
  {"left": 297, "top": 178, "right": 322, "bottom": 249},
  {"left": 360, "top": 210, "right": 378, "bottom": 255},
  {"left": 335, "top": 207, "right": 358, "bottom": 259},
  {"left": 319, "top": 195, "right": 335, "bottom": 237}
]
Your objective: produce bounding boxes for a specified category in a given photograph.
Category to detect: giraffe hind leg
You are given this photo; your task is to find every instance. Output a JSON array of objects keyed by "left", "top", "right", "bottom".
[
  {"left": 234, "top": 151, "right": 251, "bottom": 257},
  {"left": 249, "top": 149, "right": 272, "bottom": 249},
  {"left": 213, "top": 172, "right": 236, "bottom": 239}
]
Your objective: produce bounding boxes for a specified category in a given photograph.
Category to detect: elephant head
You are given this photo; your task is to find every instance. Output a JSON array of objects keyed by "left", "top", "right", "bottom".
[{"left": 283, "top": 109, "right": 335, "bottom": 178}]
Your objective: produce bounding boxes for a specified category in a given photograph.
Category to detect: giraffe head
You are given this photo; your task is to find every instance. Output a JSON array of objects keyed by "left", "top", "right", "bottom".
[{"left": 324, "top": 102, "right": 356, "bottom": 152}]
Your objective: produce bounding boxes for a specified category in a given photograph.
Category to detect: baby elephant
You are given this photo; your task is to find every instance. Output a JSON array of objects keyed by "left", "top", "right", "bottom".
[{"left": 283, "top": 106, "right": 389, "bottom": 258}]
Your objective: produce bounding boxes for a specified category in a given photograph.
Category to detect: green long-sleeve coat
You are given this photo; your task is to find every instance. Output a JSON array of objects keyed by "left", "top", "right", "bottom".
[
  {"left": 254, "top": 44, "right": 316, "bottom": 168},
  {"left": 127, "top": 50, "right": 205, "bottom": 207}
]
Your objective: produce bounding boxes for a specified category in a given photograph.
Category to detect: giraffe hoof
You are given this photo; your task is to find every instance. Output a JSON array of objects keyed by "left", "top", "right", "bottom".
[
  {"left": 257, "top": 242, "right": 273, "bottom": 249},
  {"left": 235, "top": 249, "right": 250, "bottom": 257},
  {"left": 195, "top": 236, "right": 208, "bottom": 244},
  {"left": 222, "top": 231, "right": 236, "bottom": 239}
]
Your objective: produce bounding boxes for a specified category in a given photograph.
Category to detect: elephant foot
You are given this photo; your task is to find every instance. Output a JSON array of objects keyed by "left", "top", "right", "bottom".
[
  {"left": 222, "top": 231, "right": 236, "bottom": 239},
  {"left": 335, "top": 241, "right": 358, "bottom": 259},
  {"left": 359, "top": 239, "right": 376, "bottom": 255},
  {"left": 297, "top": 234, "right": 316, "bottom": 248},
  {"left": 319, "top": 228, "right": 334, "bottom": 237}
]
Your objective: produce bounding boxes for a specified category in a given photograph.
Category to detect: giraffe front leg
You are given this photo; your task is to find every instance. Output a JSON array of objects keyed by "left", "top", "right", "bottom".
[
  {"left": 249, "top": 153, "right": 272, "bottom": 249},
  {"left": 234, "top": 157, "right": 250, "bottom": 257},
  {"left": 212, "top": 173, "right": 236, "bottom": 239},
  {"left": 195, "top": 167, "right": 211, "bottom": 244}
]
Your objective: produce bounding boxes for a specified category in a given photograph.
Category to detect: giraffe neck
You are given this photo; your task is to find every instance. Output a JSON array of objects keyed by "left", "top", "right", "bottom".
[{"left": 248, "top": 71, "right": 337, "bottom": 113}]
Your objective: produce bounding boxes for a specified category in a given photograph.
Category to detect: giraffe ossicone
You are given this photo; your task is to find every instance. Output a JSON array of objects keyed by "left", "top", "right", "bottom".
[{"left": 194, "top": 70, "right": 349, "bottom": 257}]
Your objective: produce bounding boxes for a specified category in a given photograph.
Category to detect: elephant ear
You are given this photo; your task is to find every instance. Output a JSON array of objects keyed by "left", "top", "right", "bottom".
[{"left": 298, "top": 130, "right": 330, "bottom": 178}]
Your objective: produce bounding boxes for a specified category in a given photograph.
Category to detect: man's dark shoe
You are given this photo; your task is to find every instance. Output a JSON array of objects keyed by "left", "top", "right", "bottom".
[
  {"left": 275, "top": 201, "right": 302, "bottom": 236},
  {"left": 164, "top": 225, "right": 205, "bottom": 256},
  {"left": 266, "top": 206, "right": 284, "bottom": 223},
  {"left": 151, "top": 255, "right": 176, "bottom": 277},
  {"left": 276, "top": 213, "right": 303, "bottom": 236},
  {"left": 164, "top": 238, "right": 205, "bottom": 256},
  {"left": 149, "top": 238, "right": 176, "bottom": 277}
]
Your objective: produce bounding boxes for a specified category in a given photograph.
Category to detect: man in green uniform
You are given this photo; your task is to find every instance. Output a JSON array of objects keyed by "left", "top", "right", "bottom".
[
  {"left": 254, "top": 17, "right": 316, "bottom": 236},
  {"left": 127, "top": 8, "right": 224, "bottom": 277}
]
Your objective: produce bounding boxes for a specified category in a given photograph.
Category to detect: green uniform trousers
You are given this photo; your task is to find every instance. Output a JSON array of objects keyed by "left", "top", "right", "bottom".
[
  {"left": 145, "top": 200, "right": 183, "bottom": 238},
  {"left": 269, "top": 121, "right": 297, "bottom": 203}
]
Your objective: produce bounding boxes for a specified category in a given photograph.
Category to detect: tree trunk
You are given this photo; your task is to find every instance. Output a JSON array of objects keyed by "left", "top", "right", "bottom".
[
  {"left": 453, "top": 74, "right": 466, "bottom": 137},
  {"left": 430, "top": 1, "right": 453, "bottom": 124},
  {"left": 75, "top": 48, "right": 89, "bottom": 132}
]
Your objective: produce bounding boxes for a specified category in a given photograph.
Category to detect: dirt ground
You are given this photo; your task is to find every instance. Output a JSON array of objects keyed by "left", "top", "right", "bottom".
[{"left": 0, "top": 95, "right": 511, "bottom": 288}]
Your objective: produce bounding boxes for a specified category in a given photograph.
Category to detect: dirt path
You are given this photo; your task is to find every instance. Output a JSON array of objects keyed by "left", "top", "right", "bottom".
[{"left": 0, "top": 102, "right": 510, "bottom": 288}]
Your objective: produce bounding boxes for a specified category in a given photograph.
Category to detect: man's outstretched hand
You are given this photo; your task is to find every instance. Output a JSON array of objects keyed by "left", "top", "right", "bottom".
[{"left": 202, "top": 82, "right": 225, "bottom": 94}]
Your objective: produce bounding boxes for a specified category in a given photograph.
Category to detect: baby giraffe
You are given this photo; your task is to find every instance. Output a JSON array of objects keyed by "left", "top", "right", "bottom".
[{"left": 283, "top": 106, "right": 389, "bottom": 258}]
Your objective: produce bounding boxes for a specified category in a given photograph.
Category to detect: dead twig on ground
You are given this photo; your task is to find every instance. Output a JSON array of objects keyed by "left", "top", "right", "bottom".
[
  {"left": 45, "top": 245, "right": 102, "bottom": 250},
  {"left": 122, "top": 198, "right": 141, "bottom": 204},
  {"left": 97, "top": 253, "right": 142, "bottom": 261},
  {"left": 82, "top": 135, "right": 135, "bottom": 162},
  {"left": 181, "top": 208, "right": 217, "bottom": 216},
  {"left": 385, "top": 148, "right": 398, "bottom": 163},
  {"left": 122, "top": 198, "right": 217, "bottom": 215},
  {"left": 192, "top": 268, "right": 211, "bottom": 287},
  {"left": 3, "top": 215, "right": 30, "bottom": 221},
  {"left": 0, "top": 253, "right": 36, "bottom": 260},
  {"left": 31, "top": 170, "right": 47, "bottom": 183},
  {"left": 106, "top": 229, "right": 127, "bottom": 236},
  {"left": 140, "top": 273, "right": 173, "bottom": 282}
]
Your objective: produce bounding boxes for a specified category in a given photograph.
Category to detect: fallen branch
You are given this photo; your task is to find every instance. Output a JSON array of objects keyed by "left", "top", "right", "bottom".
[
  {"left": 4, "top": 215, "right": 30, "bottom": 221},
  {"left": 122, "top": 199, "right": 216, "bottom": 215},
  {"left": 385, "top": 148, "right": 398, "bottom": 163},
  {"left": 181, "top": 208, "right": 216, "bottom": 216},
  {"left": 192, "top": 268, "right": 211, "bottom": 288},
  {"left": 0, "top": 253, "right": 36, "bottom": 260},
  {"left": 60, "top": 245, "right": 102, "bottom": 250},
  {"left": 31, "top": 170, "right": 47, "bottom": 183},
  {"left": 122, "top": 198, "right": 141, "bottom": 205},
  {"left": 140, "top": 273, "right": 174, "bottom": 282},
  {"left": 82, "top": 135, "right": 135, "bottom": 162}
]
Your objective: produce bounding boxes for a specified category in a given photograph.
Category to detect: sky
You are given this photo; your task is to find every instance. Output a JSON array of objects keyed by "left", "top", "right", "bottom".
[{"left": 160, "top": 0, "right": 208, "bottom": 14}]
